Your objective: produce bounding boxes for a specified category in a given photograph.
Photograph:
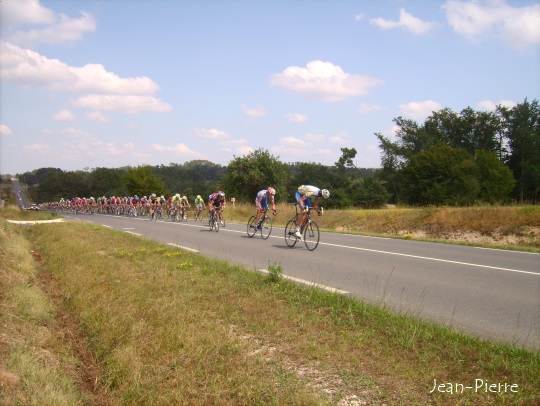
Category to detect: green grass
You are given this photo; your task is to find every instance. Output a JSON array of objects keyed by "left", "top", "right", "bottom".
[{"left": 1, "top": 216, "right": 537, "bottom": 405}]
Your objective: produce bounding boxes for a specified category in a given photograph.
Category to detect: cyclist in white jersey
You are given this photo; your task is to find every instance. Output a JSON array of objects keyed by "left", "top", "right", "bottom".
[{"left": 254, "top": 187, "right": 276, "bottom": 229}]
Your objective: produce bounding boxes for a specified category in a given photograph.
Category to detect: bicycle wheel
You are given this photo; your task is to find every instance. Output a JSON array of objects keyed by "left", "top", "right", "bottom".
[
  {"left": 303, "top": 221, "right": 320, "bottom": 251},
  {"left": 213, "top": 216, "right": 219, "bottom": 232},
  {"left": 285, "top": 219, "right": 298, "bottom": 247},
  {"left": 208, "top": 214, "right": 213, "bottom": 230},
  {"left": 247, "top": 215, "right": 257, "bottom": 238},
  {"left": 260, "top": 216, "right": 273, "bottom": 240}
]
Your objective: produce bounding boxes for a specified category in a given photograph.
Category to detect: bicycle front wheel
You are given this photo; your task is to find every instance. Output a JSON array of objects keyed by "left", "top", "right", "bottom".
[
  {"left": 303, "top": 221, "right": 320, "bottom": 251},
  {"left": 285, "top": 219, "right": 298, "bottom": 247},
  {"left": 261, "top": 216, "right": 273, "bottom": 240},
  {"left": 247, "top": 216, "right": 257, "bottom": 237}
]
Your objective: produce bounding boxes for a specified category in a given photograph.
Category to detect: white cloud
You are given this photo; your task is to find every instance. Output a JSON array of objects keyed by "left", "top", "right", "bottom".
[
  {"left": 278, "top": 137, "right": 306, "bottom": 147},
  {"left": 443, "top": 0, "right": 540, "bottom": 50},
  {"left": 305, "top": 133, "right": 325, "bottom": 142},
  {"left": 8, "top": 12, "right": 96, "bottom": 46},
  {"left": 270, "top": 60, "right": 383, "bottom": 102},
  {"left": 193, "top": 128, "right": 230, "bottom": 140},
  {"left": 370, "top": 8, "right": 435, "bottom": 35},
  {"left": 241, "top": 104, "right": 267, "bottom": 117},
  {"left": 152, "top": 143, "right": 204, "bottom": 156},
  {"left": 234, "top": 145, "right": 255, "bottom": 156},
  {"left": 73, "top": 95, "right": 172, "bottom": 114},
  {"left": 354, "top": 13, "right": 364, "bottom": 22},
  {"left": 87, "top": 111, "right": 110, "bottom": 122},
  {"left": 0, "top": 124, "right": 13, "bottom": 136},
  {"left": 24, "top": 142, "right": 51, "bottom": 152},
  {"left": 1, "top": 43, "right": 159, "bottom": 95},
  {"left": 399, "top": 100, "right": 442, "bottom": 119},
  {"left": 357, "top": 102, "right": 384, "bottom": 114},
  {"left": 477, "top": 99, "right": 516, "bottom": 111},
  {"left": 0, "top": 0, "right": 56, "bottom": 29},
  {"left": 287, "top": 113, "right": 308, "bottom": 123},
  {"left": 52, "top": 109, "right": 76, "bottom": 122}
]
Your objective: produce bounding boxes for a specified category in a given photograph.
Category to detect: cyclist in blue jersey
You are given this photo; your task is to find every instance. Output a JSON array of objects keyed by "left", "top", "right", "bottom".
[
  {"left": 295, "top": 185, "right": 330, "bottom": 238},
  {"left": 254, "top": 187, "right": 276, "bottom": 230}
]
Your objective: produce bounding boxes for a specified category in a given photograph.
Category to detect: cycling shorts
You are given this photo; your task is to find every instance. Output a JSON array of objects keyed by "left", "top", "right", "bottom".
[
  {"left": 255, "top": 198, "right": 268, "bottom": 209},
  {"left": 295, "top": 191, "right": 312, "bottom": 209}
]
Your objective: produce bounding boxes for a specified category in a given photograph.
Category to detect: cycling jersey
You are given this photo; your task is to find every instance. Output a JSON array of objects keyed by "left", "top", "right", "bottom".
[
  {"left": 195, "top": 197, "right": 204, "bottom": 207},
  {"left": 296, "top": 185, "right": 320, "bottom": 209},
  {"left": 255, "top": 189, "right": 274, "bottom": 209}
]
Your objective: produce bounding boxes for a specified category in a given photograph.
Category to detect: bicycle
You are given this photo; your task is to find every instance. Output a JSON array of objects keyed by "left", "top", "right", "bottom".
[
  {"left": 247, "top": 209, "right": 273, "bottom": 240},
  {"left": 194, "top": 206, "right": 204, "bottom": 221},
  {"left": 208, "top": 209, "right": 220, "bottom": 232},
  {"left": 284, "top": 203, "right": 322, "bottom": 251}
]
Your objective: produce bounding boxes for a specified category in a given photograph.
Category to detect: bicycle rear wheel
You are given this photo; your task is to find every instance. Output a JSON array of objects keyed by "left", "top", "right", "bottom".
[
  {"left": 247, "top": 216, "right": 257, "bottom": 237},
  {"left": 260, "top": 216, "right": 273, "bottom": 240},
  {"left": 285, "top": 219, "right": 298, "bottom": 247},
  {"left": 303, "top": 221, "right": 320, "bottom": 251}
]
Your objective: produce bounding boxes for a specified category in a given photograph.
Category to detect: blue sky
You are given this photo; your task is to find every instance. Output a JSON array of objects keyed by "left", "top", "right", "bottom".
[{"left": 1, "top": 0, "right": 539, "bottom": 175}]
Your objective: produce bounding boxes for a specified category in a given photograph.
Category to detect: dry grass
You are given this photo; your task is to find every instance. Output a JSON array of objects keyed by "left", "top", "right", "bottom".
[{"left": 0, "top": 218, "right": 87, "bottom": 405}]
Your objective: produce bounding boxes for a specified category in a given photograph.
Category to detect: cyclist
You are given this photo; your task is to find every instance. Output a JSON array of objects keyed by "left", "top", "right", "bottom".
[
  {"left": 208, "top": 191, "right": 226, "bottom": 225},
  {"left": 149, "top": 193, "right": 159, "bottom": 219},
  {"left": 179, "top": 195, "right": 190, "bottom": 220},
  {"left": 172, "top": 194, "right": 182, "bottom": 220},
  {"left": 254, "top": 187, "right": 276, "bottom": 230},
  {"left": 294, "top": 185, "right": 330, "bottom": 238},
  {"left": 194, "top": 194, "right": 205, "bottom": 220}
]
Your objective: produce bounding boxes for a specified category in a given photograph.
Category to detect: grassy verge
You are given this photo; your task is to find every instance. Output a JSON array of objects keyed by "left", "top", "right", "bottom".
[
  {"left": 1, "top": 218, "right": 537, "bottom": 405},
  {"left": 0, "top": 218, "right": 89, "bottom": 405}
]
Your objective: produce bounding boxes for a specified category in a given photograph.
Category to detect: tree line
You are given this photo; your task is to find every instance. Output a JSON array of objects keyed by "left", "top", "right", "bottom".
[
  {"left": 15, "top": 99, "right": 539, "bottom": 208},
  {"left": 376, "top": 98, "right": 539, "bottom": 205}
]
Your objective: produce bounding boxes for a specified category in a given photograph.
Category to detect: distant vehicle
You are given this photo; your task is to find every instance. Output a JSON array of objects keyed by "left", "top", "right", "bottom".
[{"left": 26, "top": 204, "right": 39, "bottom": 211}]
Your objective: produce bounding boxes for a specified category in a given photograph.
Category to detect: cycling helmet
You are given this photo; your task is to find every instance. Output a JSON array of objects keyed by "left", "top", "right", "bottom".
[
  {"left": 175, "top": 193, "right": 180, "bottom": 198},
  {"left": 218, "top": 191, "right": 225, "bottom": 197},
  {"left": 197, "top": 195, "right": 201, "bottom": 199},
  {"left": 151, "top": 193, "right": 156, "bottom": 198},
  {"left": 267, "top": 187, "right": 276, "bottom": 196},
  {"left": 320, "top": 189, "right": 330, "bottom": 199},
  {"left": 182, "top": 196, "right": 187, "bottom": 200}
]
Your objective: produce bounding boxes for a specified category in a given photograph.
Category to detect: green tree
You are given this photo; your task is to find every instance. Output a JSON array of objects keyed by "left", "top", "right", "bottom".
[
  {"left": 335, "top": 147, "right": 357, "bottom": 173},
  {"left": 220, "top": 149, "right": 290, "bottom": 202},
  {"left": 475, "top": 150, "right": 515, "bottom": 203},
  {"left": 498, "top": 99, "right": 540, "bottom": 203},
  {"left": 401, "top": 146, "right": 480, "bottom": 205},
  {"left": 124, "top": 166, "right": 167, "bottom": 197},
  {"left": 88, "top": 167, "right": 128, "bottom": 197},
  {"left": 34, "top": 170, "right": 89, "bottom": 202}
]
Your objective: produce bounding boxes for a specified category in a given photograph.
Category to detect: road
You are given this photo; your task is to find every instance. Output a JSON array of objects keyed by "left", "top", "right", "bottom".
[
  {"left": 62, "top": 211, "right": 540, "bottom": 351},
  {"left": 10, "top": 178, "right": 31, "bottom": 208}
]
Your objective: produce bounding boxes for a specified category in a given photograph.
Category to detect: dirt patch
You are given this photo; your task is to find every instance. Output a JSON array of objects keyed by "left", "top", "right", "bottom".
[
  {"left": 229, "top": 325, "right": 383, "bottom": 405},
  {"left": 32, "top": 249, "right": 113, "bottom": 406},
  {"left": 396, "top": 226, "right": 540, "bottom": 247}
]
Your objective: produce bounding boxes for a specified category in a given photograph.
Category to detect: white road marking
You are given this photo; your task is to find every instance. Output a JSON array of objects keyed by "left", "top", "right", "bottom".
[
  {"left": 124, "top": 231, "right": 141, "bottom": 236},
  {"left": 317, "top": 241, "right": 539, "bottom": 276},
  {"left": 167, "top": 243, "right": 200, "bottom": 253},
  {"left": 84, "top": 214, "right": 540, "bottom": 277},
  {"left": 258, "top": 269, "right": 349, "bottom": 294}
]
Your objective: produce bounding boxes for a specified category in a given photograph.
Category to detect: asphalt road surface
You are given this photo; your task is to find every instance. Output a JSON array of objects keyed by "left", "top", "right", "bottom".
[
  {"left": 10, "top": 178, "right": 31, "bottom": 209},
  {"left": 62, "top": 212, "right": 540, "bottom": 350}
]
